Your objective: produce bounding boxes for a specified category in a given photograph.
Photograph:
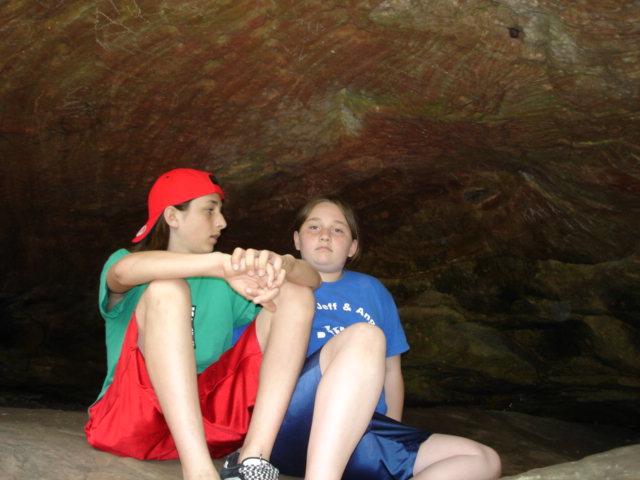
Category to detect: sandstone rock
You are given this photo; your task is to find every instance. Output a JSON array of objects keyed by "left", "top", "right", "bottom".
[
  {"left": 0, "top": 407, "right": 297, "bottom": 480},
  {"left": 392, "top": 255, "right": 640, "bottom": 426},
  {"left": 402, "top": 407, "right": 639, "bottom": 477},
  {"left": 1, "top": 406, "right": 638, "bottom": 479},
  {"left": 1, "top": 0, "right": 639, "bottom": 431}
]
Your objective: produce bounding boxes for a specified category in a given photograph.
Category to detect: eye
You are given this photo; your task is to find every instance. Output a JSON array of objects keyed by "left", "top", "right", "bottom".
[
  {"left": 307, "top": 224, "right": 319, "bottom": 231},
  {"left": 333, "top": 227, "right": 344, "bottom": 234}
]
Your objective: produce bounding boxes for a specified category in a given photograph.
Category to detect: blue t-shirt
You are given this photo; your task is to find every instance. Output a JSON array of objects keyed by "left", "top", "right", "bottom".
[
  {"left": 310, "top": 270, "right": 409, "bottom": 414},
  {"left": 308, "top": 270, "right": 409, "bottom": 358},
  {"left": 233, "top": 269, "right": 409, "bottom": 414}
]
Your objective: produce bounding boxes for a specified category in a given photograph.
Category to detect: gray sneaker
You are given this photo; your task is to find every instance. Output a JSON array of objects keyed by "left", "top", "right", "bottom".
[{"left": 220, "top": 451, "right": 279, "bottom": 480}]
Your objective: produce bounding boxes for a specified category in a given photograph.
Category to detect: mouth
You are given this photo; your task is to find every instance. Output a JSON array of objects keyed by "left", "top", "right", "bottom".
[{"left": 316, "top": 246, "right": 332, "bottom": 252}]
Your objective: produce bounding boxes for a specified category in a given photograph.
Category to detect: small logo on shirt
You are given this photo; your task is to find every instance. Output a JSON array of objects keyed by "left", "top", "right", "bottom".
[
  {"left": 316, "top": 302, "right": 376, "bottom": 324},
  {"left": 314, "top": 301, "right": 376, "bottom": 340},
  {"left": 316, "top": 324, "right": 345, "bottom": 339}
]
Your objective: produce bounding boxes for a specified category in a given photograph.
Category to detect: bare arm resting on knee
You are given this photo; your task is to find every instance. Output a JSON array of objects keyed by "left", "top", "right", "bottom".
[
  {"left": 107, "top": 249, "right": 320, "bottom": 311},
  {"left": 229, "top": 248, "right": 321, "bottom": 289},
  {"left": 281, "top": 253, "right": 321, "bottom": 288},
  {"left": 107, "top": 251, "right": 230, "bottom": 293}
]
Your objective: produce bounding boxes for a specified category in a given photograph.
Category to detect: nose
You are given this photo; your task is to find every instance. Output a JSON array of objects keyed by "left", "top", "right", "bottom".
[
  {"left": 319, "top": 226, "right": 330, "bottom": 241},
  {"left": 217, "top": 212, "right": 227, "bottom": 230}
]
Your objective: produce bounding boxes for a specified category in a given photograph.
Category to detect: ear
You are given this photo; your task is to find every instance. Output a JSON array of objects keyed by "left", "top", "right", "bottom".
[
  {"left": 348, "top": 239, "right": 358, "bottom": 258},
  {"left": 163, "top": 206, "right": 180, "bottom": 229},
  {"left": 293, "top": 231, "right": 301, "bottom": 251}
]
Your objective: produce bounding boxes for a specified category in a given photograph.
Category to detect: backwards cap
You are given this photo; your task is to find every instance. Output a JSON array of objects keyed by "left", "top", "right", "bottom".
[{"left": 132, "top": 168, "right": 225, "bottom": 243}]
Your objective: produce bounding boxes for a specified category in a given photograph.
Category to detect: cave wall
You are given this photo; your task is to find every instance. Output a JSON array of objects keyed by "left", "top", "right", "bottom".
[{"left": 1, "top": 1, "right": 639, "bottom": 425}]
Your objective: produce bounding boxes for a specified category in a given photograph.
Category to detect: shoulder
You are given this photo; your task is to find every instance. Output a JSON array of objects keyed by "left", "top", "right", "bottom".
[
  {"left": 99, "top": 249, "right": 138, "bottom": 316},
  {"left": 341, "top": 269, "right": 377, "bottom": 284},
  {"left": 100, "top": 248, "right": 131, "bottom": 279},
  {"left": 104, "top": 248, "right": 130, "bottom": 266},
  {"left": 343, "top": 270, "right": 388, "bottom": 292}
]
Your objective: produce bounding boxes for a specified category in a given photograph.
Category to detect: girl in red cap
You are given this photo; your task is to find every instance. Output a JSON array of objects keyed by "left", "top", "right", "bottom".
[{"left": 85, "top": 168, "right": 320, "bottom": 480}]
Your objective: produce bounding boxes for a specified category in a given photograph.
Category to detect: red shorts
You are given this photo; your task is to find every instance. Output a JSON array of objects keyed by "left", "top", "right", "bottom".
[{"left": 85, "top": 315, "right": 262, "bottom": 460}]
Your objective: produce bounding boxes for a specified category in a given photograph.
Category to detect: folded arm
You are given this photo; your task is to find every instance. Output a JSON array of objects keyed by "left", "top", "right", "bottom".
[
  {"left": 107, "top": 248, "right": 320, "bottom": 312},
  {"left": 107, "top": 251, "right": 228, "bottom": 294},
  {"left": 281, "top": 254, "right": 321, "bottom": 289},
  {"left": 229, "top": 248, "right": 321, "bottom": 289}
]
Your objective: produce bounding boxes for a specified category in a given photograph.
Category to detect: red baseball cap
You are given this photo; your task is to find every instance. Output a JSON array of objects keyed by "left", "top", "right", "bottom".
[{"left": 132, "top": 168, "right": 225, "bottom": 243}]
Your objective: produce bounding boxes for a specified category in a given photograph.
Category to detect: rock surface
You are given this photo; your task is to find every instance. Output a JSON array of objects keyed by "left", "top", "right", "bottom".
[
  {"left": 1, "top": 406, "right": 639, "bottom": 479},
  {"left": 1, "top": 1, "right": 639, "bottom": 429},
  {"left": 0, "top": 407, "right": 209, "bottom": 480},
  {"left": 501, "top": 445, "right": 640, "bottom": 480}
]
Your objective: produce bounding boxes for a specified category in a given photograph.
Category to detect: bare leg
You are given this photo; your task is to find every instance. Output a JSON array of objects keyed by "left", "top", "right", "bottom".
[
  {"left": 305, "top": 323, "right": 387, "bottom": 480},
  {"left": 412, "top": 433, "right": 502, "bottom": 480},
  {"left": 136, "top": 279, "right": 219, "bottom": 480},
  {"left": 239, "top": 282, "right": 315, "bottom": 460}
]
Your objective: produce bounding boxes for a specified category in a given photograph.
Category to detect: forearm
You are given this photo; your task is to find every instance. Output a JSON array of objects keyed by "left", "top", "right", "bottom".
[
  {"left": 109, "top": 251, "right": 229, "bottom": 293},
  {"left": 281, "top": 254, "right": 322, "bottom": 289},
  {"left": 384, "top": 356, "right": 405, "bottom": 421}
]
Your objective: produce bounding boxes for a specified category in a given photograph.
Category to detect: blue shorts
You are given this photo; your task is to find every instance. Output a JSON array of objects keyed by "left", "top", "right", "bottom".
[{"left": 271, "top": 350, "right": 431, "bottom": 479}]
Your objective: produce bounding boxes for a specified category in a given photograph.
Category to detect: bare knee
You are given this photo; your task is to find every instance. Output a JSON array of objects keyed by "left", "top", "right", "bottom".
[
  {"left": 147, "top": 277, "right": 189, "bottom": 294},
  {"left": 323, "top": 323, "right": 386, "bottom": 365},
  {"left": 278, "top": 281, "right": 315, "bottom": 305},
  {"left": 275, "top": 281, "right": 315, "bottom": 319},
  {"left": 256, "top": 282, "right": 315, "bottom": 347},
  {"left": 414, "top": 434, "right": 501, "bottom": 479},
  {"left": 144, "top": 278, "right": 191, "bottom": 307},
  {"left": 137, "top": 279, "right": 191, "bottom": 332},
  {"left": 480, "top": 445, "right": 501, "bottom": 479},
  {"left": 468, "top": 442, "right": 501, "bottom": 479},
  {"left": 341, "top": 323, "right": 386, "bottom": 355}
]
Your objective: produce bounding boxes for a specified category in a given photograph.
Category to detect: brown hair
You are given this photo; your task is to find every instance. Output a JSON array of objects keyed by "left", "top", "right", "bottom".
[
  {"left": 132, "top": 200, "right": 191, "bottom": 251},
  {"left": 293, "top": 195, "right": 361, "bottom": 262}
]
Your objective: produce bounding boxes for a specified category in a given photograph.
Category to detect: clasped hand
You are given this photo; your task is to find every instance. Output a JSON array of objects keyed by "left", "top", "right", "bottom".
[{"left": 223, "top": 248, "right": 287, "bottom": 312}]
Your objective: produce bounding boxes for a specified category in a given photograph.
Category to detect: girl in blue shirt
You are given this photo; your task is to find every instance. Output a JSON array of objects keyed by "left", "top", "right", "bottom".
[{"left": 270, "top": 196, "right": 502, "bottom": 480}]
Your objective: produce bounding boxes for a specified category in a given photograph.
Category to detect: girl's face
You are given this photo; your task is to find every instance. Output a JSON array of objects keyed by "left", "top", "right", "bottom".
[
  {"left": 294, "top": 201, "right": 358, "bottom": 282},
  {"left": 167, "top": 193, "right": 227, "bottom": 253}
]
